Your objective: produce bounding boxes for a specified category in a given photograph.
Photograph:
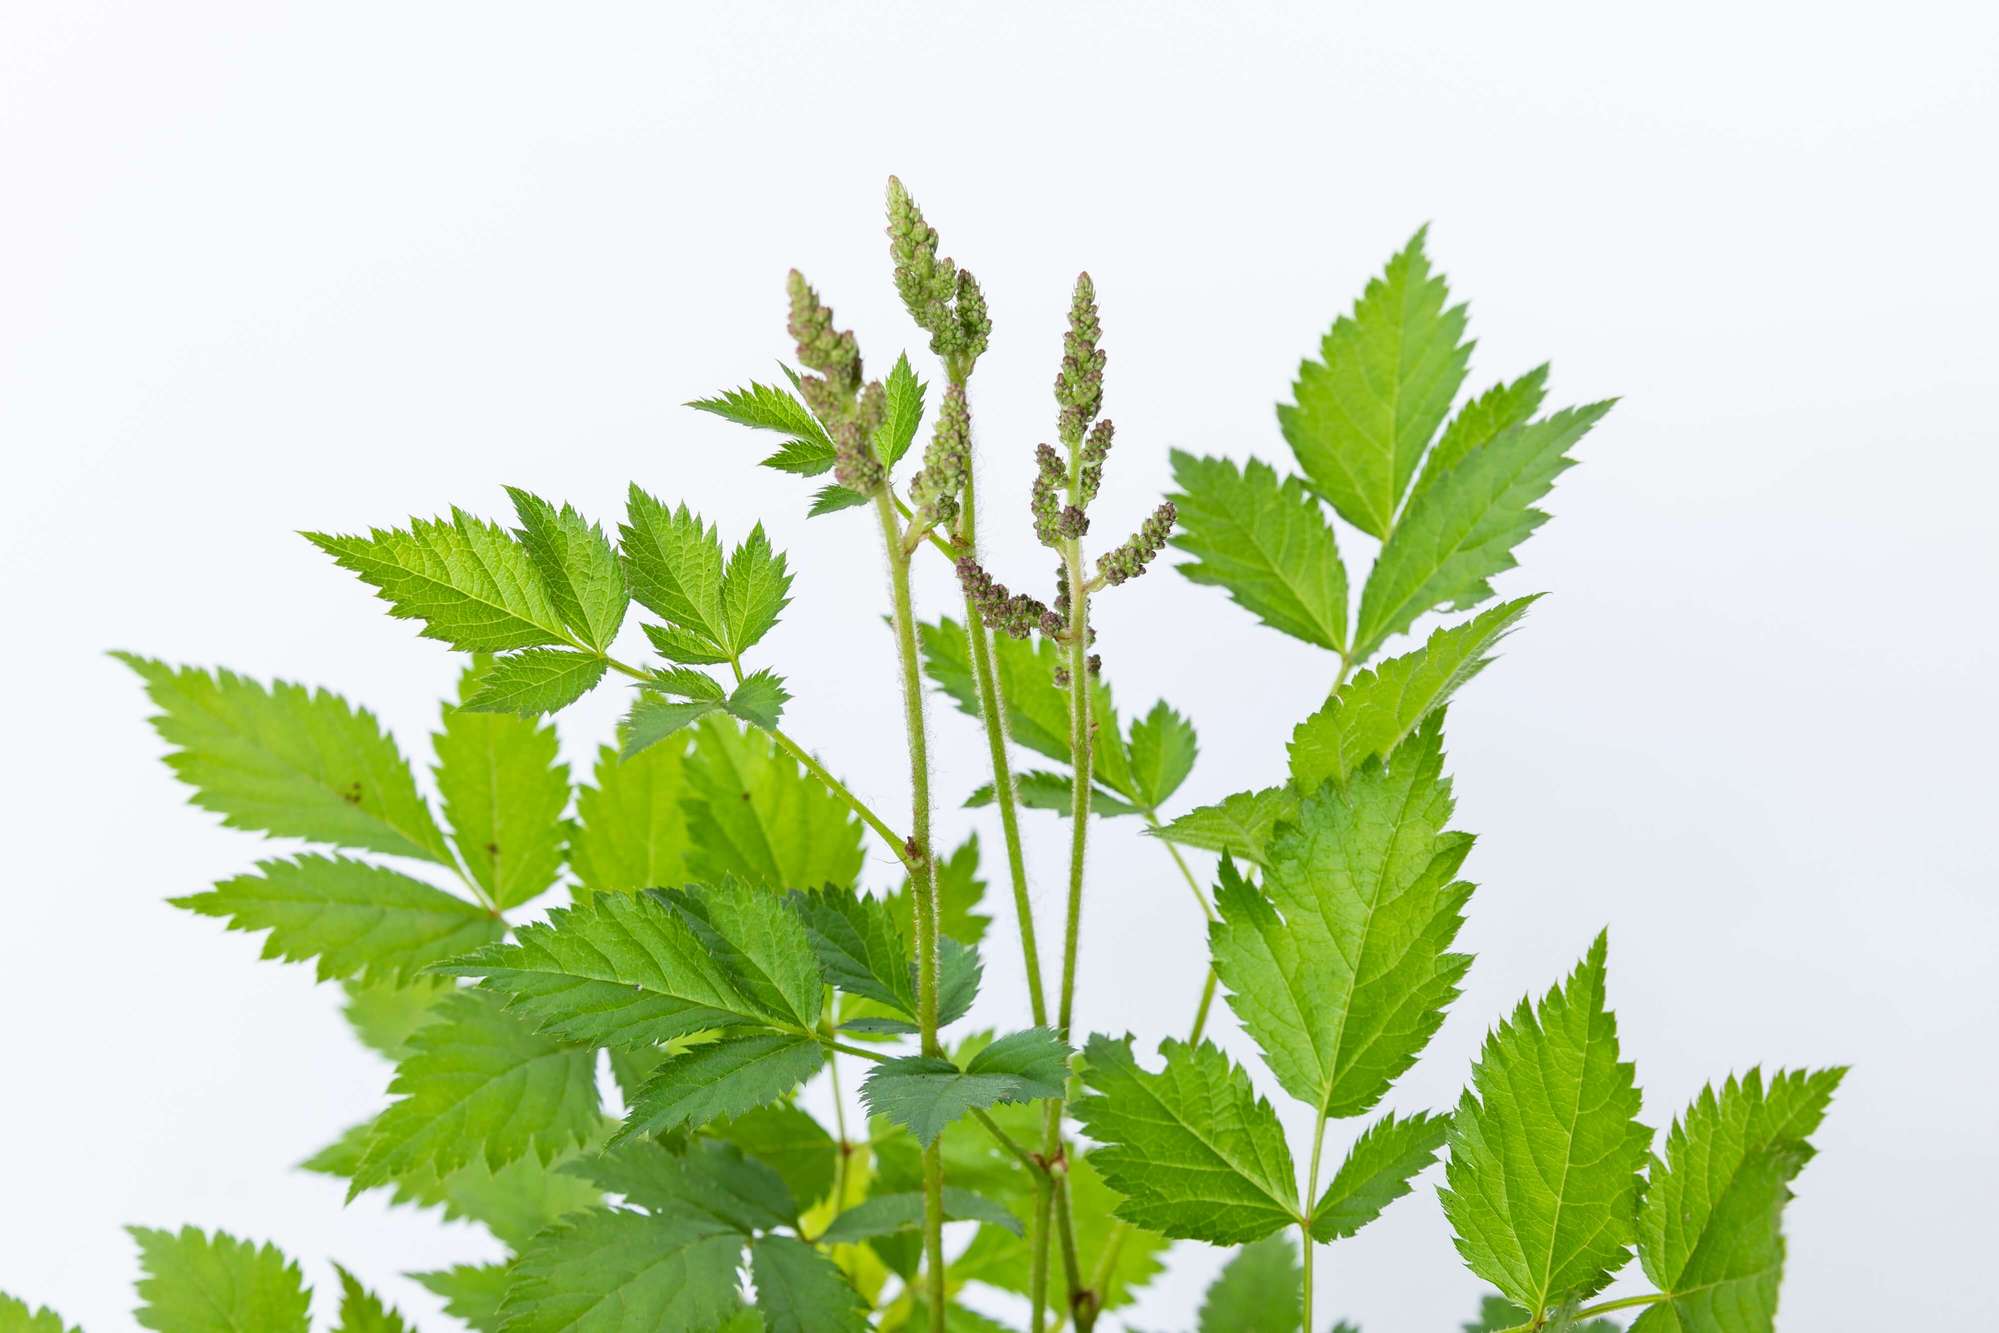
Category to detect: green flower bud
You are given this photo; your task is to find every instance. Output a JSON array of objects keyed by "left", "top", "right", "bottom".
[
  {"left": 1055, "top": 273, "right": 1106, "bottom": 448},
  {"left": 910, "top": 382, "right": 971, "bottom": 535},
  {"left": 1097, "top": 500, "right": 1177, "bottom": 587},
  {"left": 787, "top": 269, "right": 863, "bottom": 418}
]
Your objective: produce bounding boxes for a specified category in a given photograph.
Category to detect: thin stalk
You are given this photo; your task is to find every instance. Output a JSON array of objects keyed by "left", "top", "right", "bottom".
[
  {"left": 821, "top": 986, "right": 852, "bottom": 1219},
  {"left": 1492, "top": 1291, "right": 1671, "bottom": 1333},
  {"left": 874, "top": 489, "right": 947, "bottom": 1333},
  {"left": 1302, "top": 1109, "right": 1330, "bottom": 1332}
]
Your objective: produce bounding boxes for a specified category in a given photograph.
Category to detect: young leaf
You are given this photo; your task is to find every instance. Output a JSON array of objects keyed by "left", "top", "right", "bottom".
[
  {"left": 1309, "top": 1108, "right": 1451, "bottom": 1241},
  {"left": 1151, "top": 785, "right": 1295, "bottom": 866},
  {"left": 619, "top": 1034, "right": 825, "bottom": 1140},
  {"left": 1278, "top": 228, "right": 1472, "bottom": 539},
  {"left": 1354, "top": 400, "right": 1612, "bottom": 659},
  {"left": 438, "top": 888, "right": 792, "bottom": 1047},
  {"left": 128, "top": 1227, "right": 311, "bottom": 1333},
  {"left": 1169, "top": 450, "right": 1349, "bottom": 652},
  {"left": 0, "top": 1295, "right": 79, "bottom": 1333},
  {"left": 1213, "top": 718, "right": 1471, "bottom": 1117},
  {"left": 1196, "top": 1232, "right": 1302, "bottom": 1333},
  {"left": 1630, "top": 1067, "right": 1846, "bottom": 1332},
  {"left": 721, "top": 523, "right": 794, "bottom": 656},
  {"left": 352, "top": 988, "right": 600, "bottom": 1193},
  {"left": 619, "top": 485, "right": 730, "bottom": 656},
  {"left": 436, "top": 663, "right": 571, "bottom": 908},
  {"left": 1072, "top": 1035, "right": 1299, "bottom": 1244},
  {"left": 1440, "top": 932, "right": 1652, "bottom": 1317},
  {"left": 498, "top": 1206, "right": 745, "bottom": 1333},
  {"left": 1412, "top": 365, "right": 1550, "bottom": 501},
  {"left": 409, "top": 1266, "right": 509, "bottom": 1332},
  {"left": 1289, "top": 597, "right": 1536, "bottom": 793},
  {"left": 683, "top": 716, "right": 865, "bottom": 891},
  {"left": 459, "top": 648, "right": 608, "bottom": 716},
  {"left": 305, "top": 510, "right": 570, "bottom": 651},
  {"left": 818, "top": 1188, "right": 1024, "bottom": 1243},
  {"left": 116, "top": 655, "right": 451, "bottom": 865},
  {"left": 808, "top": 482, "right": 872, "bottom": 517},
  {"left": 750, "top": 1234, "right": 871, "bottom": 1333},
  {"left": 174, "top": 854, "right": 503, "bottom": 984},
  {"left": 872, "top": 352, "right": 927, "bottom": 468},
  {"left": 506, "top": 487, "right": 629, "bottom": 651},
  {"left": 723, "top": 668, "right": 790, "bottom": 729},
  {"left": 1126, "top": 700, "right": 1199, "bottom": 809},
  {"left": 331, "top": 1266, "right": 411, "bottom": 1333},
  {"left": 689, "top": 380, "right": 838, "bottom": 475},
  {"left": 569, "top": 740, "right": 692, "bottom": 894},
  {"left": 621, "top": 694, "right": 720, "bottom": 757},
  {"left": 861, "top": 1028, "right": 1070, "bottom": 1146}
]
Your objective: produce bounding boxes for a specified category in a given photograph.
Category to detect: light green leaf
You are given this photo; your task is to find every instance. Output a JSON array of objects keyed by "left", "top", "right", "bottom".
[
  {"left": 808, "top": 483, "right": 871, "bottom": 517},
  {"left": 1413, "top": 365, "right": 1550, "bottom": 501},
  {"left": 920, "top": 616, "right": 1123, "bottom": 775},
  {"left": 438, "top": 888, "right": 789, "bottom": 1048},
  {"left": 750, "top": 1235, "right": 870, "bottom": 1332},
  {"left": 1461, "top": 1294, "right": 1619, "bottom": 1332},
  {"left": 436, "top": 661, "right": 571, "bottom": 908},
  {"left": 721, "top": 523, "right": 793, "bottom": 656},
  {"left": 1196, "top": 1232, "right": 1301, "bottom": 1333},
  {"left": 566, "top": 1137, "right": 796, "bottom": 1233},
  {"left": 619, "top": 486, "right": 729, "bottom": 655},
  {"left": 1169, "top": 450, "right": 1348, "bottom": 652},
  {"left": 0, "top": 1295, "right": 78, "bottom": 1333},
  {"left": 1279, "top": 228, "right": 1472, "bottom": 538},
  {"left": 341, "top": 975, "right": 453, "bottom": 1062},
  {"left": 331, "top": 1265, "right": 410, "bottom": 1333},
  {"left": 1127, "top": 701, "right": 1199, "bottom": 809},
  {"left": 620, "top": 694, "right": 719, "bottom": 758},
  {"left": 498, "top": 1206, "right": 745, "bottom": 1333},
  {"left": 964, "top": 769, "right": 1140, "bottom": 818},
  {"left": 639, "top": 619, "right": 731, "bottom": 667},
  {"left": 794, "top": 889, "right": 980, "bottom": 1029},
  {"left": 723, "top": 668, "right": 789, "bottom": 729},
  {"left": 872, "top": 352, "right": 927, "bottom": 468},
  {"left": 128, "top": 1227, "right": 310, "bottom": 1333},
  {"left": 950, "top": 1148, "right": 1169, "bottom": 1315},
  {"left": 689, "top": 380, "right": 837, "bottom": 475},
  {"left": 569, "top": 740, "right": 692, "bottom": 894},
  {"left": 1073, "top": 1035, "right": 1299, "bottom": 1244},
  {"left": 460, "top": 648, "right": 608, "bottom": 716},
  {"left": 1440, "top": 932, "right": 1652, "bottom": 1316},
  {"left": 894, "top": 833, "right": 992, "bottom": 948},
  {"left": 174, "top": 854, "right": 501, "bottom": 984},
  {"left": 116, "top": 654, "right": 450, "bottom": 864},
  {"left": 713, "top": 1103, "right": 838, "bottom": 1212},
  {"left": 1289, "top": 598, "right": 1536, "bottom": 793},
  {"left": 619, "top": 1034, "right": 824, "bottom": 1140},
  {"left": 507, "top": 487, "right": 628, "bottom": 651},
  {"left": 818, "top": 1187, "right": 1023, "bottom": 1243},
  {"left": 1212, "top": 717, "right": 1471, "bottom": 1117},
  {"left": 666, "top": 882, "right": 826, "bottom": 1028},
  {"left": 306, "top": 509, "right": 570, "bottom": 651},
  {"left": 1151, "top": 785, "right": 1295, "bottom": 866},
  {"left": 352, "top": 988, "right": 600, "bottom": 1193},
  {"left": 1310, "top": 1108, "right": 1451, "bottom": 1241},
  {"left": 1629, "top": 1067, "right": 1845, "bottom": 1333},
  {"left": 683, "top": 716, "right": 865, "bottom": 891},
  {"left": 1354, "top": 400, "right": 1612, "bottom": 659},
  {"left": 410, "top": 1266, "right": 509, "bottom": 1332},
  {"left": 861, "top": 1028, "right": 1070, "bottom": 1146}
]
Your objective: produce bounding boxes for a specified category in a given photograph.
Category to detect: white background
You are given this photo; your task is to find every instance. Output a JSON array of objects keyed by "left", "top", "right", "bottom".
[{"left": 2, "top": 3, "right": 1994, "bottom": 1329}]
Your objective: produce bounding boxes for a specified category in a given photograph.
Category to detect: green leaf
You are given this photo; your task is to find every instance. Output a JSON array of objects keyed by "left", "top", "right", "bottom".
[
  {"left": 964, "top": 769, "right": 1140, "bottom": 818},
  {"left": 410, "top": 1265, "right": 509, "bottom": 1333},
  {"left": 723, "top": 668, "right": 790, "bottom": 729},
  {"left": 861, "top": 1028, "right": 1070, "bottom": 1146},
  {"left": 439, "top": 888, "right": 797, "bottom": 1048},
  {"left": 899, "top": 833, "right": 992, "bottom": 948},
  {"left": 808, "top": 483, "right": 872, "bottom": 517},
  {"left": 1072, "top": 1035, "right": 1299, "bottom": 1244},
  {"left": 116, "top": 654, "right": 450, "bottom": 864},
  {"left": 566, "top": 1137, "right": 797, "bottom": 1233},
  {"left": 689, "top": 380, "right": 837, "bottom": 475},
  {"left": 1460, "top": 1295, "right": 1619, "bottom": 1333},
  {"left": 818, "top": 1187, "right": 1024, "bottom": 1243},
  {"left": 305, "top": 509, "right": 570, "bottom": 651},
  {"left": 1629, "top": 1067, "right": 1845, "bottom": 1333},
  {"left": 460, "top": 648, "right": 608, "bottom": 716},
  {"left": 872, "top": 352, "right": 927, "bottom": 468},
  {"left": 1196, "top": 1232, "right": 1301, "bottom": 1333},
  {"left": 0, "top": 1295, "right": 78, "bottom": 1333},
  {"left": 1169, "top": 450, "right": 1349, "bottom": 652},
  {"left": 619, "top": 1033, "right": 824, "bottom": 1139},
  {"left": 793, "top": 890, "right": 980, "bottom": 1029},
  {"left": 341, "top": 975, "right": 452, "bottom": 1062},
  {"left": 1309, "top": 1108, "right": 1451, "bottom": 1241},
  {"left": 174, "top": 853, "right": 502, "bottom": 984},
  {"left": 1212, "top": 717, "right": 1472, "bottom": 1117},
  {"left": 920, "top": 616, "right": 1108, "bottom": 768},
  {"left": 570, "top": 740, "right": 691, "bottom": 894},
  {"left": 666, "top": 883, "right": 827, "bottom": 1028},
  {"left": 712, "top": 1103, "right": 838, "bottom": 1212},
  {"left": 498, "top": 1206, "right": 745, "bottom": 1333},
  {"left": 683, "top": 716, "right": 865, "bottom": 891},
  {"left": 507, "top": 487, "right": 629, "bottom": 651},
  {"left": 1354, "top": 400, "right": 1613, "bottom": 660},
  {"left": 1289, "top": 598, "right": 1536, "bottom": 793},
  {"left": 750, "top": 1235, "right": 870, "bottom": 1332},
  {"left": 618, "top": 486, "right": 729, "bottom": 655},
  {"left": 639, "top": 619, "right": 730, "bottom": 667},
  {"left": 1440, "top": 932, "right": 1651, "bottom": 1316},
  {"left": 1127, "top": 701, "right": 1200, "bottom": 808},
  {"left": 1151, "top": 785, "right": 1295, "bottom": 866},
  {"left": 1413, "top": 365, "right": 1550, "bottom": 501},
  {"left": 331, "top": 1265, "right": 411, "bottom": 1333},
  {"left": 721, "top": 523, "right": 794, "bottom": 656},
  {"left": 352, "top": 988, "right": 600, "bottom": 1193},
  {"left": 620, "top": 694, "right": 719, "bottom": 758},
  {"left": 128, "top": 1227, "right": 311, "bottom": 1333},
  {"left": 1279, "top": 228, "right": 1472, "bottom": 538},
  {"left": 950, "top": 1148, "right": 1169, "bottom": 1314},
  {"left": 436, "top": 662, "right": 571, "bottom": 908}
]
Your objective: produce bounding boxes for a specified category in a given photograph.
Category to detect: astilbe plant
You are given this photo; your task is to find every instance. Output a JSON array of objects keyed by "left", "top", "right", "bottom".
[{"left": 29, "top": 179, "right": 1843, "bottom": 1333}]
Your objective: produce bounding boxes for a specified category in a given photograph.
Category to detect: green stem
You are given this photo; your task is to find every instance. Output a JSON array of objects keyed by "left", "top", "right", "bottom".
[
  {"left": 874, "top": 489, "right": 947, "bottom": 1333},
  {"left": 1302, "top": 1108, "right": 1329, "bottom": 1333},
  {"left": 821, "top": 987, "right": 851, "bottom": 1219},
  {"left": 1187, "top": 966, "right": 1220, "bottom": 1044},
  {"left": 1492, "top": 1291, "right": 1671, "bottom": 1333}
]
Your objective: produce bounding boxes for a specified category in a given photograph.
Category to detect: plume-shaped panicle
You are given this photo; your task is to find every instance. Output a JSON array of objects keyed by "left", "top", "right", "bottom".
[
  {"left": 1056, "top": 274, "right": 1106, "bottom": 448},
  {"left": 886, "top": 176, "right": 989, "bottom": 374},
  {"left": 1078, "top": 419, "right": 1115, "bottom": 508},
  {"left": 1098, "top": 501, "right": 1177, "bottom": 586},
  {"left": 787, "top": 270, "right": 863, "bottom": 423},
  {"left": 832, "top": 420, "right": 884, "bottom": 495},
  {"left": 1032, "top": 444, "right": 1067, "bottom": 547},
  {"left": 910, "top": 382, "right": 971, "bottom": 534},
  {"left": 956, "top": 556, "right": 1054, "bottom": 640}
]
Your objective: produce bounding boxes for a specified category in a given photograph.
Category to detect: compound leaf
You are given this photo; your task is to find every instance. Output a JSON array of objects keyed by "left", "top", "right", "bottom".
[
  {"left": 1412, "top": 365, "right": 1550, "bottom": 501},
  {"left": 459, "top": 648, "right": 608, "bottom": 717},
  {"left": 0, "top": 1296, "right": 77, "bottom": 1333},
  {"left": 331, "top": 1265, "right": 411, "bottom": 1333},
  {"left": 689, "top": 380, "right": 837, "bottom": 476},
  {"left": 721, "top": 523, "right": 793, "bottom": 656},
  {"left": 436, "top": 661, "right": 571, "bottom": 908},
  {"left": 619, "top": 486, "right": 729, "bottom": 655},
  {"left": 1169, "top": 450, "right": 1348, "bottom": 652},
  {"left": 683, "top": 716, "right": 864, "bottom": 891},
  {"left": 1310, "top": 1108, "right": 1451, "bottom": 1241},
  {"left": 128, "top": 1227, "right": 310, "bottom": 1333},
  {"left": 620, "top": 1034, "right": 825, "bottom": 1141},
  {"left": 1127, "top": 701, "right": 1200, "bottom": 809},
  {"left": 1152, "top": 785, "right": 1296, "bottom": 866},
  {"left": 1196, "top": 1231, "right": 1302, "bottom": 1333},
  {"left": 872, "top": 352, "right": 926, "bottom": 469},
  {"left": 861, "top": 1028, "right": 1070, "bottom": 1146},
  {"left": 498, "top": 1205, "right": 745, "bottom": 1333},
  {"left": 750, "top": 1234, "right": 871, "bottom": 1333},
  {"left": 507, "top": 487, "right": 628, "bottom": 651},
  {"left": 569, "top": 740, "right": 692, "bottom": 894}
]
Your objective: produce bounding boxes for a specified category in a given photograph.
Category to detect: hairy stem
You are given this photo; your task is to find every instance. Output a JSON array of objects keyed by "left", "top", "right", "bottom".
[
  {"left": 875, "top": 489, "right": 947, "bottom": 1333},
  {"left": 1302, "top": 1109, "right": 1329, "bottom": 1332}
]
